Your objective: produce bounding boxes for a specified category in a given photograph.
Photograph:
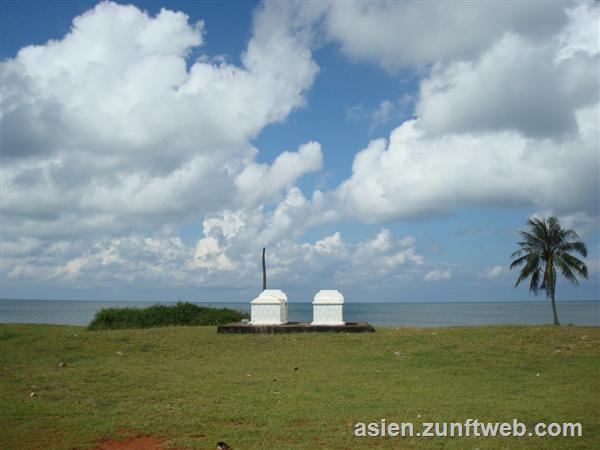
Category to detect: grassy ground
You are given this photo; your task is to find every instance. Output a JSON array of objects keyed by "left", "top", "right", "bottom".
[{"left": 1, "top": 324, "right": 598, "bottom": 449}]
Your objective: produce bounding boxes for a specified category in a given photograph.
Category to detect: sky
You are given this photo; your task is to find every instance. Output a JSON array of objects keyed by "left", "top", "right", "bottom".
[{"left": 1, "top": 0, "right": 599, "bottom": 303}]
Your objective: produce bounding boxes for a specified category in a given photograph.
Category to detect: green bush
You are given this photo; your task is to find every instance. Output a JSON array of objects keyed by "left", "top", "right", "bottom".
[{"left": 88, "top": 302, "right": 248, "bottom": 330}]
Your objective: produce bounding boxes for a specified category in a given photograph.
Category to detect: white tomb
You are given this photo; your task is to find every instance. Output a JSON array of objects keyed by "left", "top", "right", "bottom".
[
  {"left": 250, "top": 289, "right": 288, "bottom": 325},
  {"left": 311, "top": 290, "right": 345, "bottom": 325}
]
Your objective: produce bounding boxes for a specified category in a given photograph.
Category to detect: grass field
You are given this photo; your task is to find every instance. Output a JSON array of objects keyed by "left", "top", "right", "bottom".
[{"left": 1, "top": 324, "right": 599, "bottom": 449}]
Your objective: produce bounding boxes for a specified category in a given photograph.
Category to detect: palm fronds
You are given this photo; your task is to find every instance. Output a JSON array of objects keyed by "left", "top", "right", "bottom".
[{"left": 509, "top": 216, "right": 588, "bottom": 325}]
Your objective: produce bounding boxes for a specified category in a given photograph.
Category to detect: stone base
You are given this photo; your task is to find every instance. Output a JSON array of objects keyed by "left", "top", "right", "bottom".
[
  {"left": 217, "top": 321, "right": 375, "bottom": 334},
  {"left": 310, "top": 321, "right": 345, "bottom": 326}
]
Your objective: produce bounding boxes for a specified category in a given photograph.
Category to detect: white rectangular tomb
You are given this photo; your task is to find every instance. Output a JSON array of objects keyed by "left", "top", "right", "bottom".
[
  {"left": 311, "top": 290, "right": 345, "bottom": 325},
  {"left": 250, "top": 289, "right": 288, "bottom": 325}
]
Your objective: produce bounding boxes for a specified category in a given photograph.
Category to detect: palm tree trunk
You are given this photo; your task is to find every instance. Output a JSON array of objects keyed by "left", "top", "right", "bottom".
[{"left": 550, "top": 282, "right": 560, "bottom": 326}]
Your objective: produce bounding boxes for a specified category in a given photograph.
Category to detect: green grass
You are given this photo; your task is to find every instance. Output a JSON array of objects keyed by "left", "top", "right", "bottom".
[
  {"left": 87, "top": 302, "right": 249, "bottom": 330},
  {"left": 1, "top": 324, "right": 598, "bottom": 449}
]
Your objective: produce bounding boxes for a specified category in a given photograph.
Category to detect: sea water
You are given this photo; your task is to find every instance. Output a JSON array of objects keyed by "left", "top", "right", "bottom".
[{"left": 1, "top": 299, "right": 598, "bottom": 327}]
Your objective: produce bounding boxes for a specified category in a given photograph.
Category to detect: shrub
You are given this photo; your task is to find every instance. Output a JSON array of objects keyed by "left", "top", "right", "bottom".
[{"left": 88, "top": 302, "right": 248, "bottom": 330}]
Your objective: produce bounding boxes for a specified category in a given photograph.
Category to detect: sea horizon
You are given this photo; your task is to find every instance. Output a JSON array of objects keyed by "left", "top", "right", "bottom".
[
  {"left": 2, "top": 297, "right": 599, "bottom": 303},
  {"left": 2, "top": 298, "right": 598, "bottom": 328}
]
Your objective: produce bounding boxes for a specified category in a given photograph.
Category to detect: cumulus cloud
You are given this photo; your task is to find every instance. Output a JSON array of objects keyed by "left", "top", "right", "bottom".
[
  {"left": 346, "top": 96, "right": 414, "bottom": 134},
  {"left": 369, "top": 99, "right": 395, "bottom": 132},
  {"left": 332, "top": 3, "right": 599, "bottom": 223},
  {"left": 555, "top": 211, "right": 600, "bottom": 237},
  {"left": 334, "top": 106, "right": 599, "bottom": 222},
  {"left": 483, "top": 266, "right": 508, "bottom": 279},
  {"left": 318, "top": 1, "right": 569, "bottom": 71},
  {"left": 196, "top": 187, "right": 334, "bottom": 260},
  {"left": 416, "top": 30, "right": 599, "bottom": 138},
  {"left": 2, "top": 0, "right": 598, "bottom": 300},
  {"left": 6, "top": 234, "right": 192, "bottom": 285},
  {"left": 1, "top": 1, "right": 319, "bottom": 244},
  {"left": 234, "top": 141, "right": 323, "bottom": 204},
  {"left": 3, "top": 187, "right": 425, "bottom": 294},
  {"left": 424, "top": 269, "right": 451, "bottom": 282},
  {"left": 198, "top": 212, "right": 426, "bottom": 287}
]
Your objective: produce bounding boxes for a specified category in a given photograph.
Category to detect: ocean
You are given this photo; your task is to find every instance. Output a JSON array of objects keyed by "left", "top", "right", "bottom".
[{"left": 1, "top": 299, "right": 598, "bottom": 327}]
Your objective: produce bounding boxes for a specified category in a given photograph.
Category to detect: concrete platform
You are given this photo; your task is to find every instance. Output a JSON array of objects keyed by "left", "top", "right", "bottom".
[{"left": 217, "top": 321, "right": 375, "bottom": 333}]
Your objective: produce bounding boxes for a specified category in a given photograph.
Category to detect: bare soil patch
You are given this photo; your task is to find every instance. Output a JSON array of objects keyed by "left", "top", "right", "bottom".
[{"left": 94, "top": 431, "right": 169, "bottom": 450}]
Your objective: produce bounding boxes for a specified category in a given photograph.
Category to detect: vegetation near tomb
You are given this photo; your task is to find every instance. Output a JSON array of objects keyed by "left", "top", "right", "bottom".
[{"left": 87, "top": 302, "right": 249, "bottom": 330}]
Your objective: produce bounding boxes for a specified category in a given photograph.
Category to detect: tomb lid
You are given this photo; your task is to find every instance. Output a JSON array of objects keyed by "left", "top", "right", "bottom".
[
  {"left": 251, "top": 289, "right": 288, "bottom": 304},
  {"left": 313, "top": 289, "right": 344, "bottom": 304}
]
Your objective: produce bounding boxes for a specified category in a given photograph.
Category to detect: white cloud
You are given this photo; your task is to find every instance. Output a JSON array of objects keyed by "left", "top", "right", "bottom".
[
  {"left": 484, "top": 265, "right": 508, "bottom": 279},
  {"left": 3, "top": 0, "right": 598, "bottom": 302},
  {"left": 3, "top": 191, "right": 425, "bottom": 293},
  {"left": 202, "top": 210, "right": 246, "bottom": 240},
  {"left": 234, "top": 141, "right": 323, "bottom": 205},
  {"left": 318, "top": 1, "right": 569, "bottom": 71},
  {"left": 424, "top": 269, "right": 451, "bottom": 282},
  {"left": 345, "top": 103, "right": 368, "bottom": 122},
  {"left": 281, "top": 228, "right": 424, "bottom": 285},
  {"left": 556, "top": 2, "right": 600, "bottom": 61},
  {"left": 416, "top": 29, "right": 599, "bottom": 138},
  {"left": 312, "top": 232, "right": 344, "bottom": 254},
  {"left": 334, "top": 107, "right": 599, "bottom": 222},
  {"left": 193, "top": 237, "right": 236, "bottom": 271},
  {"left": 371, "top": 99, "right": 394, "bottom": 127},
  {"left": 555, "top": 211, "right": 600, "bottom": 237},
  {"left": 1, "top": 1, "right": 319, "bottom": 244},
  {"left": 346, "top": 96, "right": 415, "bottom": 134},
  {"left": 332, "top": 3, "right": 599, "bottom": 223},
  {"left": 7, "top": 235, "right": 193, "bottom": 285}
]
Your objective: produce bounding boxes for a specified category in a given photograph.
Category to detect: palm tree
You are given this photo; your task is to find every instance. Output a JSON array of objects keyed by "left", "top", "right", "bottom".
[{"left": 510, "top": 216, "right": 588, "bottom": 326}]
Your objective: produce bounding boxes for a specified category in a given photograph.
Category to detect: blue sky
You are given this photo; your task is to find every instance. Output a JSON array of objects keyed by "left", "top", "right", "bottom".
[{"left": 1, "top": 0, "right": 599, "bottom": 303}]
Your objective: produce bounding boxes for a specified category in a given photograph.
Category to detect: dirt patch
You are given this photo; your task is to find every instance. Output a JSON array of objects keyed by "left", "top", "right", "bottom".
[
  {"left": 94, "top": 432, "right": 168, "bottom": 450},
  {"left": 289, "top": 418, "right": 308, "bottom": 427}
]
